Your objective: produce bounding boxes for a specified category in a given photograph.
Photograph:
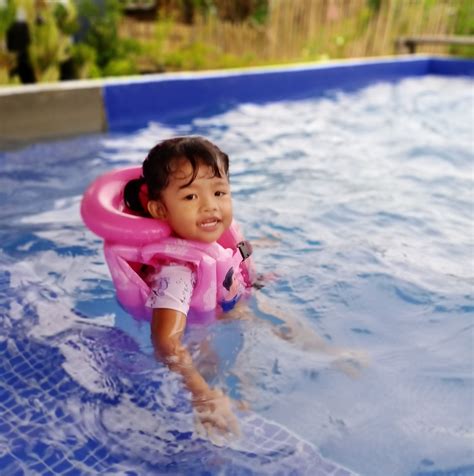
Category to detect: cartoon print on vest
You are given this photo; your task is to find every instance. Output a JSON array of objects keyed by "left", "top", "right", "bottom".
[{"left": 221, "top": 267, "right": 241, "bottom": 311}]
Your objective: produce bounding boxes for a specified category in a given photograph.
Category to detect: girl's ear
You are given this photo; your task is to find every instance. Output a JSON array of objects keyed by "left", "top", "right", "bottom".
[{"left": 148, "top": 200, "right": 167, "bottom": 220}]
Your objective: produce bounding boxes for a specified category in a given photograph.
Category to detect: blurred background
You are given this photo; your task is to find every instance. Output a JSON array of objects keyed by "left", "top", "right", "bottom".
[{"left": 0, "top": 0, "right": 472, "bottom": 85}]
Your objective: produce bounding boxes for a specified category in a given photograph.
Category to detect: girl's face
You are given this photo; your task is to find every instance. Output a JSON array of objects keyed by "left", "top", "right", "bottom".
[{"left": 148, "top": 159, "right": 233, "bottom": 243}]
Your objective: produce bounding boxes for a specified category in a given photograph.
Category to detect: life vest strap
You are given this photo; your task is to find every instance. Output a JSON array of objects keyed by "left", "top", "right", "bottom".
[{"left": 237, "top": 240, "right": 253, "bottom": 261}]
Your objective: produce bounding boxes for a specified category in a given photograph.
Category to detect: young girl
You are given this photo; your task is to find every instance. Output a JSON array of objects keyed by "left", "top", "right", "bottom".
[{"left": 124, "top": 136, "right": 248, "bottom": 442}]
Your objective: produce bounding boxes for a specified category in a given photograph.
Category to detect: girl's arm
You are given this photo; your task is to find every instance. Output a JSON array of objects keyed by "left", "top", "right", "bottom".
[
  {"left": 151, "top": 308, "right": 210, "bottom": 396},
  {"left": 151, "top": 308, "right": 239, "bottom": 441}
]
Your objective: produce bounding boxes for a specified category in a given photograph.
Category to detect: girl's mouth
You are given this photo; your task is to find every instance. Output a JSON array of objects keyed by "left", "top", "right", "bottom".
[{"left": 199, "top": 218, "right": 220, "bottom": 229}]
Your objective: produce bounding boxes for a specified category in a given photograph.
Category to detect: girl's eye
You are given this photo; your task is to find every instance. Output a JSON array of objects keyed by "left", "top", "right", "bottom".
[
  {"left": 184, "top": 194, "right": 197, "bottom": 200},
  {"left": 215, "top": 191, "right": 226, "bottom": 197}
]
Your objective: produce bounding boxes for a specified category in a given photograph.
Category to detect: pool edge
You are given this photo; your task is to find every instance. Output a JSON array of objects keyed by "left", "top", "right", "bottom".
[{"left": 0, "top": 55, "right": 472, "bottom": 149}]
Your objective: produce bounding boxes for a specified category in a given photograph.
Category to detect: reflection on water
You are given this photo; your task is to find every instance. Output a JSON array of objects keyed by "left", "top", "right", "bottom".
[{"left": 0, "top": 76, "right": 473, "bottom": 475}]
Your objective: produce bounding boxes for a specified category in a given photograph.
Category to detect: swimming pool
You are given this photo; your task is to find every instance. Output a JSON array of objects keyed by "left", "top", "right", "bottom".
[{"left": 0, "top": 60, "right": 473, "bottom": 475}]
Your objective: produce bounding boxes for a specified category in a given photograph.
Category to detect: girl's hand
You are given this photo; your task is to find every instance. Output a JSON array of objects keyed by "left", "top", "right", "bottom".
[{"left": 193, "top": 388, "right": 241, "bottom": 446}]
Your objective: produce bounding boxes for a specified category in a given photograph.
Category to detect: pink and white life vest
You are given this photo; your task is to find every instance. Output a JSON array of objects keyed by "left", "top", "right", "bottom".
[{"left": 81, "top": 167, "right": 254, "bottom": 321}]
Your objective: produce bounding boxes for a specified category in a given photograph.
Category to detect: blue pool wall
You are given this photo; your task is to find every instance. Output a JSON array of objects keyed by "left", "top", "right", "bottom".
[{"left": 103, "top": 56, "right": 474, "bottom": 132}]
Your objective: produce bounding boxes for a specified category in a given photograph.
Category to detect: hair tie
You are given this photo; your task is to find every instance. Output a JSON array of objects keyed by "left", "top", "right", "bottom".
[{"left": 138, "top": 182, "right": 149, "bottom": 212}]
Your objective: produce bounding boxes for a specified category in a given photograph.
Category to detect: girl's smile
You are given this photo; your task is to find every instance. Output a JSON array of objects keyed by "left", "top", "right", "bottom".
[{"left": 199, "top": 217, "right": 221, "bottom": 230}]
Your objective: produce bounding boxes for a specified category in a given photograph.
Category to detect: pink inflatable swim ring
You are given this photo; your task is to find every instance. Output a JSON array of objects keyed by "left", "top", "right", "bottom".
[{"left": 81, "top": 167, "right": 172, "bottom": 246}]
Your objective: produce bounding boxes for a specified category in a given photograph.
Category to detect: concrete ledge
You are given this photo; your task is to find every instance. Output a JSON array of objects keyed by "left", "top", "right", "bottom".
[{"left": 0, "top": 82, "right": 106, "bottom": 149}]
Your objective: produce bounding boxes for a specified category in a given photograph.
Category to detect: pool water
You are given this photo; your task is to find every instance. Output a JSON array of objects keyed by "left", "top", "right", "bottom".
[{"left": 0, "top": 75, "right": 473, "bottom": 475}]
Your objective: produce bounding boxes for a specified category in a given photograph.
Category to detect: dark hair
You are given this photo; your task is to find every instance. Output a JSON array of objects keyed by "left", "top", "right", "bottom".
[{"left": 124, "top": 136, "right": 230, "bottom": 214}]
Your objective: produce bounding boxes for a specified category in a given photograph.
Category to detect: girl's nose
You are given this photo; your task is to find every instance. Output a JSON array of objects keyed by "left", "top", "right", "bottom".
[{"left": 201, "top": 195, "right": 217, "bottom": 211}]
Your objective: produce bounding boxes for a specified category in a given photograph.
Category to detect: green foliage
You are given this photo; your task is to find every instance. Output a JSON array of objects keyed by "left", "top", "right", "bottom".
[
  {"left": 0, "top": 0, "right": 141, "bottom": 83},
  {"left": 139, "top": 19, "right": 173, "bottom": 71},
  {"left": 0, "top": 1, "right": 16, "bottom": 37},
  {"left": 454, "top": 0, "right": 474, "bottom": 34},
  {"left": 103, "top": 57, "right": 138, "bottom": 76},
  {"left": 0, "top": 0, "right": 16, "bottom": 84},
  {"left": 190, "top": 0, "right": 214, "bottom": 14},
  {"left": 164, "top": 40, "right": 215, "bottom": 70},
  {"left": 70, "top": 42, "right": 100, "bottom": 78},
  {"left": 53, "top": 2, "right": 78, "bottom": 36},
  {"left": 366, "top": 0, "right": 381, "bottom": 13},
  {"left": 77, "top": 0, "right": 122, "bottom": 69},
  {"left": 29, "top": 5, "right": 74, "bottom": 81},
  {"left": 250, "top": 0, "right": 269, "bottom": 25},
  {"left": 75, "top": 0, "right": 141, "bottom": 77},
  {"left": 215, "top": 51, "right": 257, "bottom": 69},
  {"left": 450, "top": 0, "right": 474, "bottom": 58}
]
